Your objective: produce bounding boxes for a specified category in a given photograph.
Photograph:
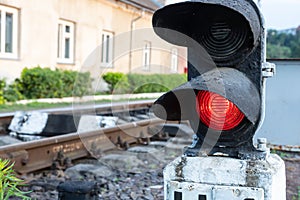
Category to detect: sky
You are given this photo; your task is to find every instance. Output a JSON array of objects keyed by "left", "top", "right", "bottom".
[
  {"left": 165, "top": 0, "right": 300, "bottom": 30},
  {"left": 261, "top": 0, "right": 300, "bottom": 30}
]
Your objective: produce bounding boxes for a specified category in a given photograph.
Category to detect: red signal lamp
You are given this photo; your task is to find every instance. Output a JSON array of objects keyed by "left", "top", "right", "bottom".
[{"left": 196, "top": 91, "right": 245, "bottom": 131}]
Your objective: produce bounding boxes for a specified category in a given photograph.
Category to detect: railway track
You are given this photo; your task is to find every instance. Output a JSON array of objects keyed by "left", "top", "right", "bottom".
[
  {"left": 1, "top": 99, "right": 298, "bottom": 175},
  {"left": 0, "top": 118, "right": 167, "bottom": 174},
  {"left": 0, "top": 100, "right": 173, "bottom": 174}
]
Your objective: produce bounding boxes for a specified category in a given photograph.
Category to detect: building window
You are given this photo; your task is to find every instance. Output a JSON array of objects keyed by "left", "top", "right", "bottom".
[
  {"left": 142, "top": 41, "right": 151, "bottom": 70},
  {"left": 0, "top": 5, "right": 18, "bottom": 59},
  {"left": 57, "top": 19, "right": 74, "bottom": 64},
  {"left": 171, "top": 48, "right": 178, "bottom": 72},
  {"left": 101, "top": 31, "right": 114, "bottom": 67}
]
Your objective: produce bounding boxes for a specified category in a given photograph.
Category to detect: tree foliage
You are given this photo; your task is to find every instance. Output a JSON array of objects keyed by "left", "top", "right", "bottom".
[{"left": 267, "top": 28, "right": 300, "bottom": 59}]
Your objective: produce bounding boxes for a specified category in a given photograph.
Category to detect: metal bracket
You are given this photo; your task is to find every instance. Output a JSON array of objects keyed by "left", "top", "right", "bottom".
[{"left": 262, "top": 62, "right": 276, "bottom": 78}]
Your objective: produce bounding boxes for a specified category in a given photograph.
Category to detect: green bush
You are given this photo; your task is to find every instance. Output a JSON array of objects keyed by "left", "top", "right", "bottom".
[
  {"left": 127, "top": 73, "right": 186, "bottom": 93},
  {"left": 3, "top": 80, "right": 24, "bottom": 102},
  {"left": 17, "top": 67, "right": 60, "bottom": 99},
  {"left": 0, "top": 79, "right": 24, "bottom": 103},
  {"left": 72, "top": 71, "right": 93, "bottom": 97},
  {"left": 102, "top": 72, "right": 187, "bottom": 94},
  {"left": 102, "top": 72, "right": 129, "bottom": 94},
  {"left": 0, "top": 79, "right": 6, "bottom": 104},
  {"left": 17, "top": 67, "right": 91, "bottom": 99}
]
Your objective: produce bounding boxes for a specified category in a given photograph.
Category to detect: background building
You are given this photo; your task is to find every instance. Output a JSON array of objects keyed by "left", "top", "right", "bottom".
[{"left": 0, "top": 0, "right": 186, "bottom": 87}]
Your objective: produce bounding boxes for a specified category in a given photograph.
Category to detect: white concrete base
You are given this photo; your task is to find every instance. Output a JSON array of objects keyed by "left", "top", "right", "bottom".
[{"left": 164, "top": 154, "right": 286, "bottom": 200}]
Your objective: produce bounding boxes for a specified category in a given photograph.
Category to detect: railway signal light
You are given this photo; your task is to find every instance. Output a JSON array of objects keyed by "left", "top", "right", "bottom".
[{"left": 152, "top": 0, "right": 275, "bottom": 158}]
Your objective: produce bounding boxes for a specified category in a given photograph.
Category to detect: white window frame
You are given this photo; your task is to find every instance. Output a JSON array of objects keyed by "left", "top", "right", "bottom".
[
  {"left": 142, "top": 41, "right": 151, "bottom": 70},
  {"left": 101, "top": 31, "right": 114, "bottom": 67},
  {"left": 0, "top": 5, "right": 19, "bottom": 59},
  {"left": 171, "top": 48, "right": 178, "bottom": 72},
  {"left": 57, "top": 19, "right": 75, "bottom": 64}
]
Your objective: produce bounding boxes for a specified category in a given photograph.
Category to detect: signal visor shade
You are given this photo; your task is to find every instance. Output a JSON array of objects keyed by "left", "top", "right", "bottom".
[{"left": 196, "top": 91, "right": 245, "bottom": 131}]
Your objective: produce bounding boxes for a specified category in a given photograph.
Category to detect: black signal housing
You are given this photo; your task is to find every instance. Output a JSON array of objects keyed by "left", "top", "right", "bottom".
[{"left": 152, "top": 0, "right": 267, "bottom": 158}]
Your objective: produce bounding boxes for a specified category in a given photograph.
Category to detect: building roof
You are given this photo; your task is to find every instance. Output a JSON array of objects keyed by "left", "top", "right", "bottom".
[{"left": 119, "top": 0, "right": 163, "bottom": 12}]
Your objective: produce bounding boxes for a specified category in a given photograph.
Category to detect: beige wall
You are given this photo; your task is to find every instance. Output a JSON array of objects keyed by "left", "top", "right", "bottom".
[{"left": 0, "top": 0, "right": 186, "bottom": 86}]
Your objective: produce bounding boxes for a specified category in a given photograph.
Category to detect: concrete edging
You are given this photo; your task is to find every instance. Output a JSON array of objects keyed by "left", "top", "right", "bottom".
[{"left": 15, "top": 93, "right": 165, "bottom": 104}]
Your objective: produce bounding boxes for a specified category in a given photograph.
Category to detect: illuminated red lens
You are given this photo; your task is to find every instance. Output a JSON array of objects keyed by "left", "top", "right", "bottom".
[{"left": 196, "top": 91, "right": 245, "bottom": 131}]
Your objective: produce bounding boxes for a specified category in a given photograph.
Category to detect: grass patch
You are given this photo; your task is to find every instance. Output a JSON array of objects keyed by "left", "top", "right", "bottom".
[
  {"left": 0, "top": 102, "right": 73, "bottom": 113},
  {"left": 0, "top": 158, "right": 31, "bottom": 199},
  {"left": 0, "top": 98, "right": 155, "bottom": 113},
  {"left": 270, "top": 149, "right": 298, "bottom": 159}
]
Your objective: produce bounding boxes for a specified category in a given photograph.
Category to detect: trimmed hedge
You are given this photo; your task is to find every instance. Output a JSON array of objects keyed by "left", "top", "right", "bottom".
[
  {"left": 127, "top": 74, "right": 186, "bottom": 93},
  {"left": 102, "top": 72, "right": 187, "bottom": 94},
  {"left": 17, "top": 67, "right": 92, "bottom": 99},
  {"left": 1, "top": 70, "right": 185, "bottom": 104},
  {"left": 0, "top": 67, "right": 92, "bottom": 103}
]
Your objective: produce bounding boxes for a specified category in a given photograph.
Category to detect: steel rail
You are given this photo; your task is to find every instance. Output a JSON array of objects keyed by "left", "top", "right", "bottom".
[
  {"left": 0, "top": 100, "right": 154, "bottom": 133},
  {"left": 0, "top": 100, "right": 154, "bottom": 117},
  {"left": 0, "top": 118, "right": 165, "bottom": 174}
]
